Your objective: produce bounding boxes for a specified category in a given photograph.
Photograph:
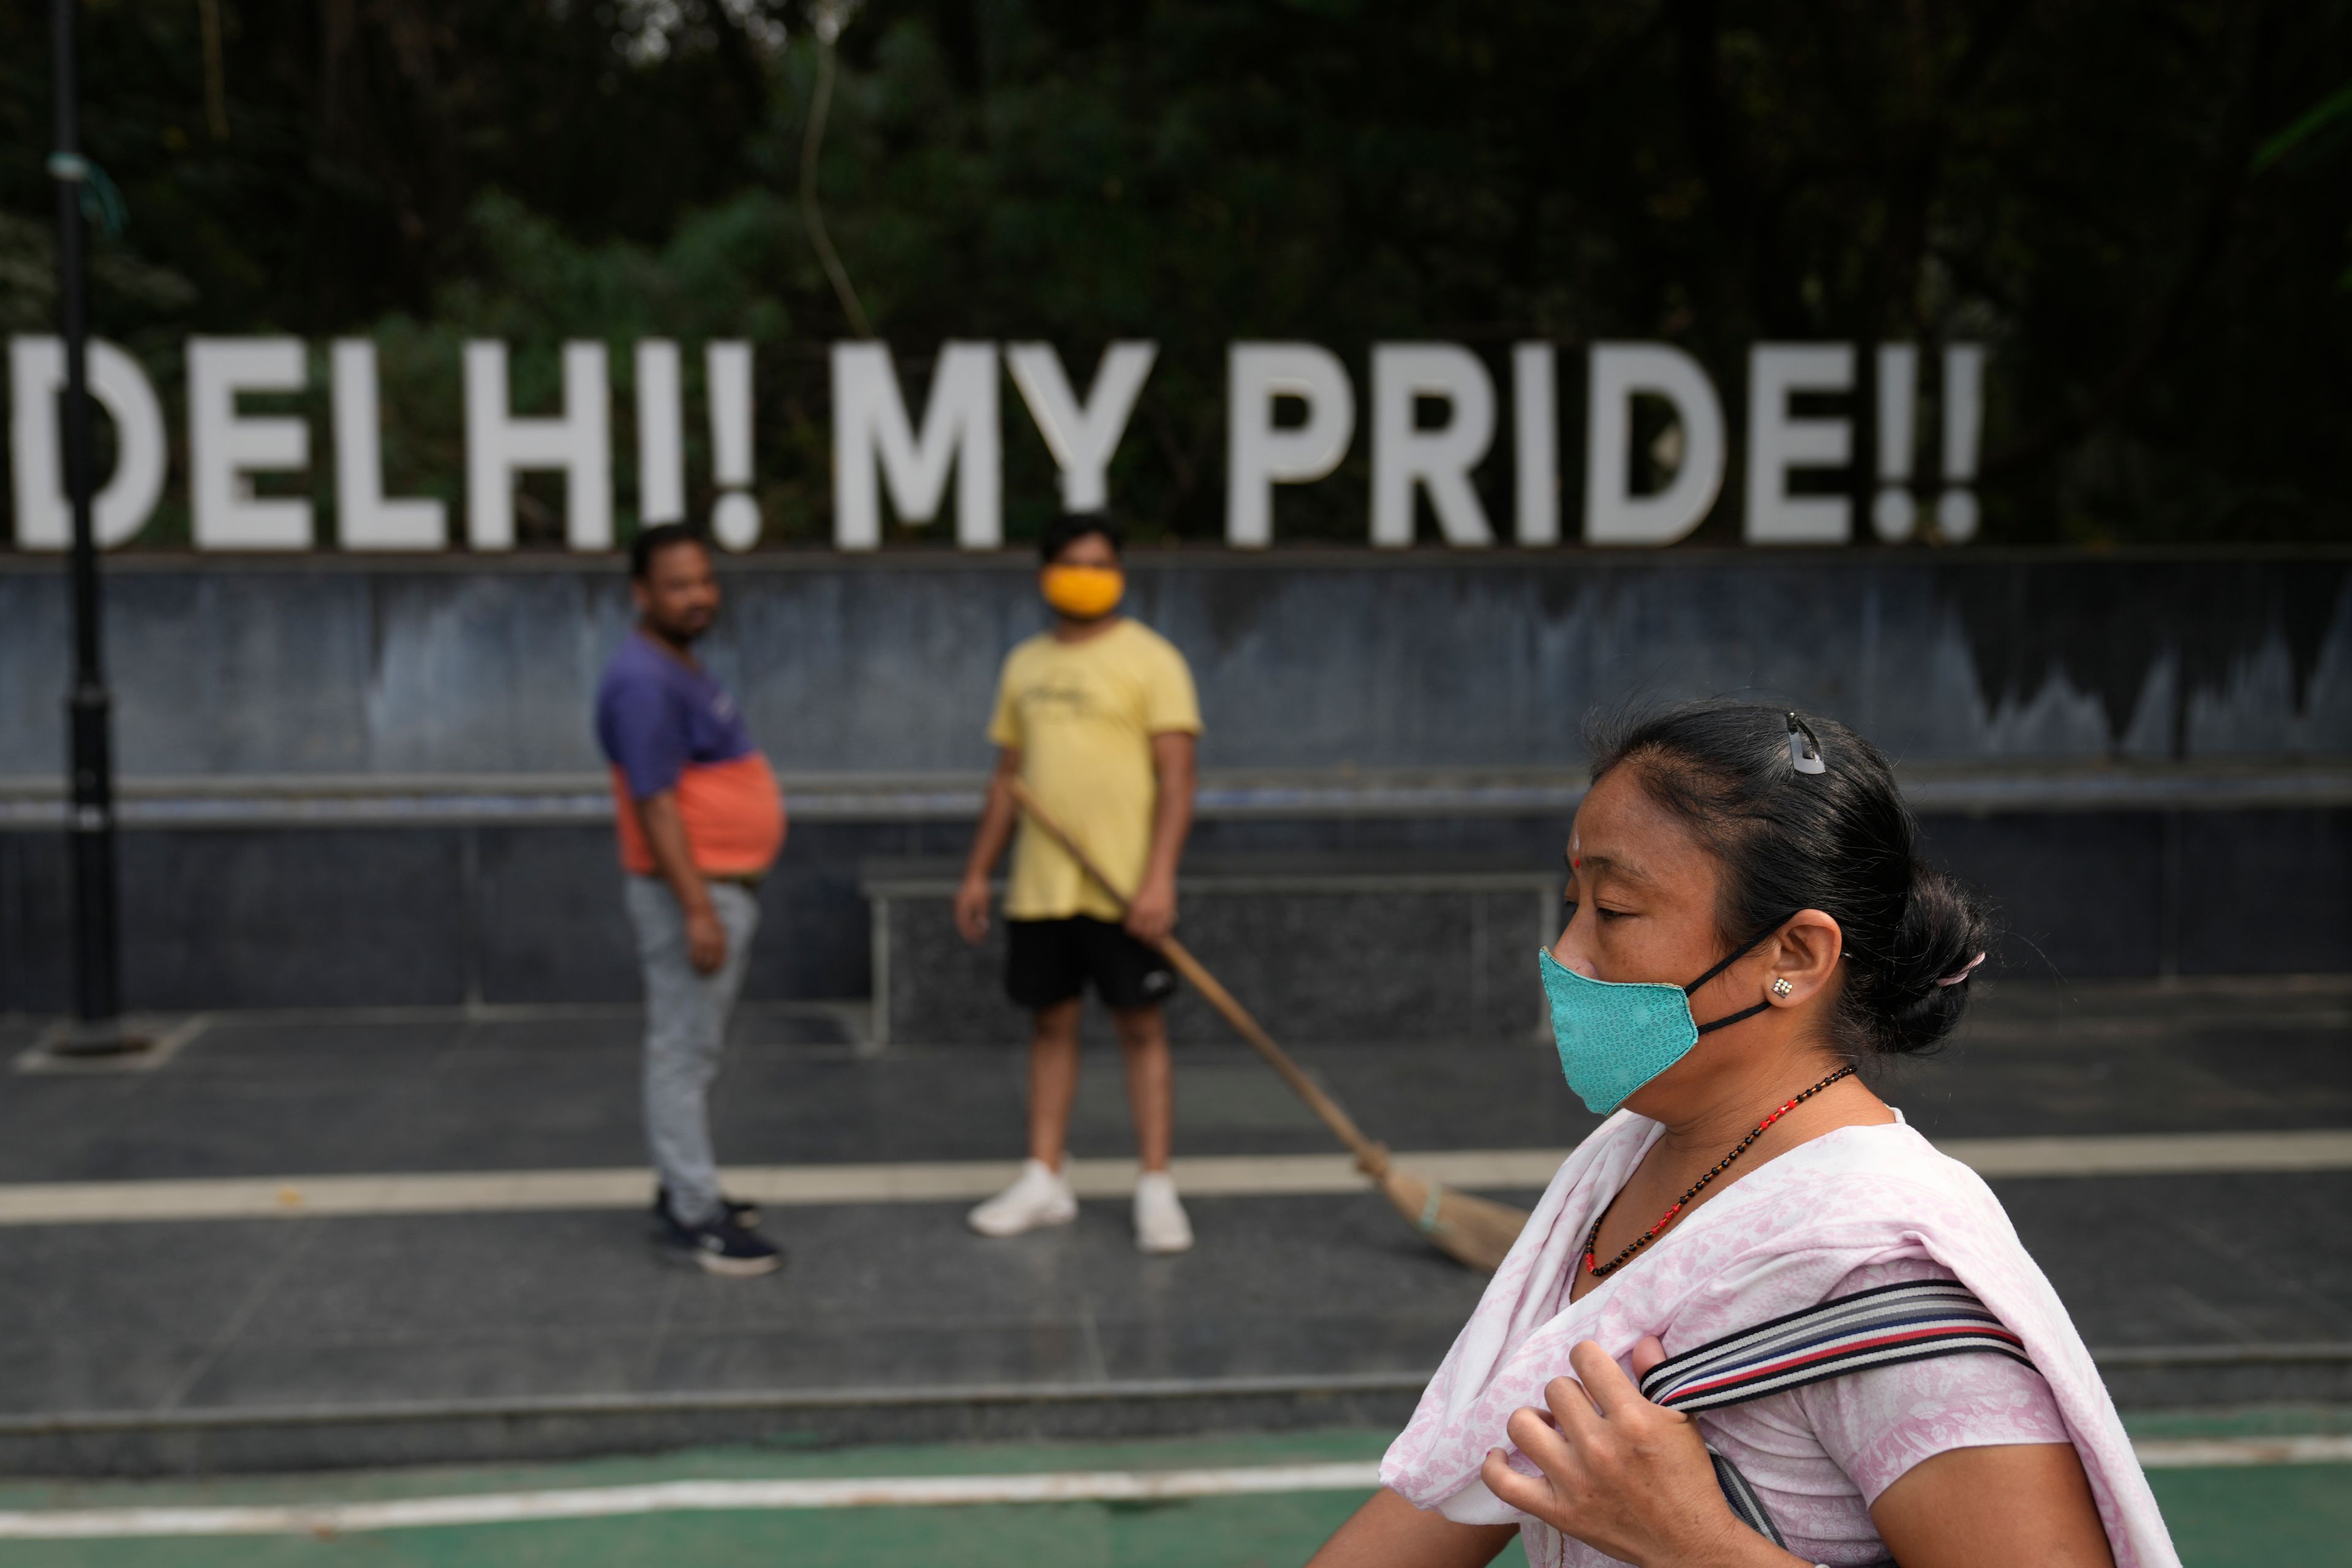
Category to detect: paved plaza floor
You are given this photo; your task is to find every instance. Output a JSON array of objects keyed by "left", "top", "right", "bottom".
[{"left": 0, "top": 977, "right": 2345, "bottom": 1479}]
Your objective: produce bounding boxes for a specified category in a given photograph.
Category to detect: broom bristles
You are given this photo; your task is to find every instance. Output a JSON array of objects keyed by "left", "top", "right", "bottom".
[{"left": 1376, "top": 1166, "right": 1531, "bottom": 1273}]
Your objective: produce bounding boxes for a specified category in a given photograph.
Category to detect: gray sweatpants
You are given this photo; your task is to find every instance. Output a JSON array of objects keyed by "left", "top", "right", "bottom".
[{"left": 624, "top": 876, "right": 761, "bottom": 1229}]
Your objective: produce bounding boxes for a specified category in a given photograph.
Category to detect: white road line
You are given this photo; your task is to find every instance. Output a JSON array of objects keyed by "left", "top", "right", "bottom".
[
  {"left": 2133, "top": 1434, "right": 2352, "bottom": 1468},
  {"left": 1937, "top": 1129, "right": 2352, "bottom": 1178},
  {"left": 0, "top": 1463, "right": 1384, "bottom": 1538},
  {"left": 0, "top": 1131, "right": 2345, "bottom": 1227},
  {"left": 0, "top": 1436, "right": 2345, "bottom": 1539}
]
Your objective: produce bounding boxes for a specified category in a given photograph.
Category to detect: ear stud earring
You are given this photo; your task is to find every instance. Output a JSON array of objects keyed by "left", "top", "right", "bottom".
[{"left": 1771, "top": 977, "right": 1794, "bottom": 999}]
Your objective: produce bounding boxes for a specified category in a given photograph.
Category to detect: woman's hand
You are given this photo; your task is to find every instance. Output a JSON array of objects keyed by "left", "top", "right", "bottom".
[{"left": 1479, "top": 1339, "right": 1796, "bottom": 1568}]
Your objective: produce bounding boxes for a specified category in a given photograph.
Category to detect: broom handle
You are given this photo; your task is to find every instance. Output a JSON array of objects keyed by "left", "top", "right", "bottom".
[{"left": 1006, "top": 780, "right": 1390, "bottom": 1176}]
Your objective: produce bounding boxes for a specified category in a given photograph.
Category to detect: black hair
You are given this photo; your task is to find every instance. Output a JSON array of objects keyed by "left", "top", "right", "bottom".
[
  {"left": 1038, "top": 512, "right": 1124, "bottom": 563},
  {"left": 1586, "top": 699, "right": 1994, "bottom": 1059},
  {"left": 630, "top": 522, "right": 707, "bottom": 579}
]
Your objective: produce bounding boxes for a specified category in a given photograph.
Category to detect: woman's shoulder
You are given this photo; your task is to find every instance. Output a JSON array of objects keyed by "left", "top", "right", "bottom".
[
  {"left": 1693, "top": 1120, "right": 2019, "bottom": 1261},
  {"left": 1776, "top": 1117, "right": 1994, "bottom": 1200}
]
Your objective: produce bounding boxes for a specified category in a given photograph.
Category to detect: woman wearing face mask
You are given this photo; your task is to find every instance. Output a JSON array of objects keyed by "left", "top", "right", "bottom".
[{"left": 1310, "top": 702, "right": 2175, "bottom": 1568}]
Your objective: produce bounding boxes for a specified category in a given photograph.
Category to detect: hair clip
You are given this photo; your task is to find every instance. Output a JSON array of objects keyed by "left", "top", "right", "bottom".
[
  {"left": 1937, "top": 952, "right": 1987, "bottom": 987},
  {"left": 1787, "top": 713, "right": 1825, "bottom": 775}
]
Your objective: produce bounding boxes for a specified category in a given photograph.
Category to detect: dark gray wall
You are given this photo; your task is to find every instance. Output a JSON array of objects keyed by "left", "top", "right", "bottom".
[
  {"left": 2, "top": 551, "right": 2346, "bottom": 778},
  {"left": 1, "top": 552, "right": 2346, "bottom": 1014},
  {"left": 2, "top": 810, "right": 2346, "bottom": 1017}
]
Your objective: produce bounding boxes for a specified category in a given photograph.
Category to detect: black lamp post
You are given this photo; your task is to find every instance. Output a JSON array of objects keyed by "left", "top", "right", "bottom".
[{"left": 49, "top": 0, "right": 133, "bottom": 1054}]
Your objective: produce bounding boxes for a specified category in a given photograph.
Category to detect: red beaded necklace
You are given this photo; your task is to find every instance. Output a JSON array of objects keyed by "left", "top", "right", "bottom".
[{"left": 1582, "top": 1064, "right": 1857, "bottom": 1279}]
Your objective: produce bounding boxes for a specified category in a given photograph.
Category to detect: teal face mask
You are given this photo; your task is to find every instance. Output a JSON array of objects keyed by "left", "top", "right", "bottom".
[{"left": 1538, "top": 930, "right": 1779, "bottom": 1114}]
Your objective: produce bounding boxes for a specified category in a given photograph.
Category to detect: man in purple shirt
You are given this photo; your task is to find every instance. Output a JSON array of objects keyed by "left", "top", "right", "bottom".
[{"left": 595, "top": 524, "right": 786, "bottom": 1277}]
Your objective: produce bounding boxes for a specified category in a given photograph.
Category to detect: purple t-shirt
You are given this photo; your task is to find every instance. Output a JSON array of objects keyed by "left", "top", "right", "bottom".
[{"left": 594, "top": 632, "right": 756, "bottom": 801}]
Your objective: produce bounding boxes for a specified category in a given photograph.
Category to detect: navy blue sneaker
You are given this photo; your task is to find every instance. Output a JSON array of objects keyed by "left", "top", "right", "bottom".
[
  {"left": 655, "top": 1204, "right": 783, "bottom": 1278},
  {"left": 653, "top": 1186, "right": 760, "bottom": 1230}
]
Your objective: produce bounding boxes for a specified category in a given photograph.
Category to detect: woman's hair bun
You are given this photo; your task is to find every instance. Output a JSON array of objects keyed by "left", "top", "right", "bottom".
[
  {"left": 1866, "top": 862, "right": 1995, "bottom": 1057},
  {"left": 1586, "top": 699, "right": 1998, "bottom": 1059}
]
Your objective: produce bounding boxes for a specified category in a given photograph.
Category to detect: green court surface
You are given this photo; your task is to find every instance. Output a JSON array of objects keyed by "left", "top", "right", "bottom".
[{"left": 0, "top": 1417, "right": 2344, "bottom": 1568}]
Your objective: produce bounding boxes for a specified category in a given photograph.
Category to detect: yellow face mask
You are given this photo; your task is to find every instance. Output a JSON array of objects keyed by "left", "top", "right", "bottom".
[{"left": 1040, "top": 564, "right": 1124, "bottom": 620}]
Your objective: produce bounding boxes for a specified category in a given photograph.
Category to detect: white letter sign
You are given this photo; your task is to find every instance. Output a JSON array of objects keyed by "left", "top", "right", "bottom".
[
  {"left": 1583, "top": 343, "right": 1727, "bottom": 545},
  {"left": 706, "top": 339, "right": 760, "bottom": 551},
  {"left": 189, "top": 337, "right": 312, "bottom": 550},
  {"left": 831, "top": 342, "right": 1001, "bottom": 551},
  {"left": 1744, "top": 342, "right": 1854, "bottom": 544},
  {"left": 1226, "top": 343, "right": 1354, "bottom": 549},
  {"left": 10, "top": 333, "right": 1991, "bottom": 558},
  {"left": 635, "top": 339, "right": 686, "bottom": 527},
  {"left": 7, "top": 335, "right": 167, "bottom": 551},
  {"left": 333, "top": 339, "right": 446, "bottom": 550},
  {"left": 464, "top": 340, "right": 612, "bottom": 551},
  {"left": 1006, "top": 341, "right": 1155, "bottom": 514},
  {"left": 1513, "top": 343, "right": 1559, "bottom": 546},
  {"left": 1371, "top": 344, "right": 1495, "bottom": 548}
]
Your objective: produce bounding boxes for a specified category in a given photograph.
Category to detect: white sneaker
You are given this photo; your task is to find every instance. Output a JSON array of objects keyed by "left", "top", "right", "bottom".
[
  {"left": 1133, "top": 1170, "right": 1194, "bottom": 1254},
  {"left": 968, "top": 1158, "right": 1078, "bottom": 1238}
]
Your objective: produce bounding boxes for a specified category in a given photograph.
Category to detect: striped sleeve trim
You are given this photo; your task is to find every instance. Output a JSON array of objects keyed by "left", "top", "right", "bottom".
[{"left": 1639, "top": 1279, "right": 2031, "bottom": 1414}]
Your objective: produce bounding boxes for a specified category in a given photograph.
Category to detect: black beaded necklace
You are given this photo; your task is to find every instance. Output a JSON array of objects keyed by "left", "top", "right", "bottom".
[{"left": 1581, "top": 1065, "right": 1858, "bottom": 1280}]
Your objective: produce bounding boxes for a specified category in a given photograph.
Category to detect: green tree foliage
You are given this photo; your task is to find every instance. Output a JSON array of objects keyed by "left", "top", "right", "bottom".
[{"left": 2, "top": 0, "right": 2346, "bottom": 548}]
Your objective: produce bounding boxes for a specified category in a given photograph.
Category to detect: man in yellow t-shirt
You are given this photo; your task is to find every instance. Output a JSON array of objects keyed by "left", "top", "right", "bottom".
[{"left": 954, "top": 514, "right": 1202, "bottom": 1254}]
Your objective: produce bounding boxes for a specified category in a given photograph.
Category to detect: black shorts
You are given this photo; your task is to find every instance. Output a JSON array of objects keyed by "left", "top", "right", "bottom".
[{"left": 1005, "top": 916, "right": 1178, "bottom": 1012}]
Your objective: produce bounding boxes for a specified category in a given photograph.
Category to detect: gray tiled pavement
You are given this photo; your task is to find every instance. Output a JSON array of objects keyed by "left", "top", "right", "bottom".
[{"left": 0, "top": 978, "right": 2345, "bottom": 1473}]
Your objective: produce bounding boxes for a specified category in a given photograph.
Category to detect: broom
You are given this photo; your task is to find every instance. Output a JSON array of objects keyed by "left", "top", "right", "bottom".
[{"left": 1008, "top": 780, "right": 1531, "bottom": 1273}]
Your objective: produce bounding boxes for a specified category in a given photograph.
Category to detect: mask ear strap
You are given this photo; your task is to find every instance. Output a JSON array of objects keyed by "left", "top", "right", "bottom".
[
  {"left": 1681, "top": 922, "right": 1783, "bottom": 997},
  {"left": 1695, "top": 1000, "right": 1772, "bottom": 1036},
  {"left": 1683, "top": 920, "right": 1787, "bottom": 1035}
]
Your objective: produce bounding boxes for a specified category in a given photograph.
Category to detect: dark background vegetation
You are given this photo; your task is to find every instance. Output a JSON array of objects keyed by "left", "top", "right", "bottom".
[{"left": 1, "top": 0, "right": 2348, "bottom": 549}]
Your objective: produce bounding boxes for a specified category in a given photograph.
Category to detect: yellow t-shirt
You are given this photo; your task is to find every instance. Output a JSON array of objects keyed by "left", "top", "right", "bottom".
[{"left": 988, "top": 619, "right": 1203, "bottom": 921}]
